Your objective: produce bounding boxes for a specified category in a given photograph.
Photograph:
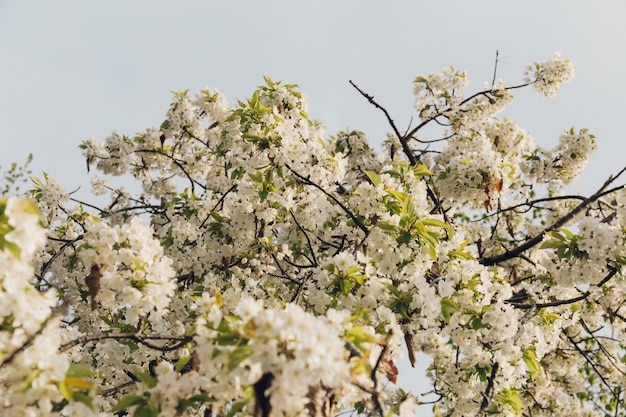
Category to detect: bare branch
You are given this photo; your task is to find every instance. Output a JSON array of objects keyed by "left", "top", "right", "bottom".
[
  {"left": 349, "top": 80, "right": 403, "bottom": 143},
  {"left": 349, "top": 80, "right": 417, "bottom": 167},
  {"left": 491, "top": 50, "right": 500, "bottom": 88}
]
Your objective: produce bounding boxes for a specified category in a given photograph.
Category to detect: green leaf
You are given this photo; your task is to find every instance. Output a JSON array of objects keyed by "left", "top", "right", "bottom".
[
  {"left": 499, "top": 389, "right": 523, "bottom": 415},
  {"left": 545, "top": 230, "right": 565, "bottom": 241},
  {"left": 441, "top": 297, "right": 459, "bottom": 324},
  {"left": 248, "top": 172, "right": 263, "bottom": 183},
  {"left": 344, "top": 326, "right": 376, "bottom": 350},
  {"left": 30, "top": 175, "right": 44, "bottom": 188},
  {"left": 420, "top": 218, "right": 449, "bottom": 230},
  {"left": 387, "top": 189, "right": 408, "bottom": 202},
  {"left": 175, "top": 356, "right": 193, "bottom": 373},
  {"left": 376, "top": 221, "right": 397, "bottom": 232},
  {"left": 63, "top": 376, "right": 93, "bottom": 391},
  {"left": 523, "top": 347, "right": 541, "bottom": 382},
  {"left": 58, "top": 379, "right": 72, "bottom": 401},
  {"left": 13, "top": 198, "right": 40, "bottom": 215},
  {"left": 559, "top": 228, "right": 576, "bottom": 240},
  {"left": 412, "top": 164, "right": 433, "bottom": 177},
  {"left": 339, "top": 278, "right": 350, "bottom": 295},
  {"left": 176, "top": 394, "right": 214, "bottom": 414},
  {"left": 228, "top": 345, "right": 254, "bottom": 372},
  {"left": 72, "top": 391, "right": 94, "bottom": 409},
  {"left": 471, "top": 317, "right": 483, "bottom": 330},
  {"left": 134, "top": 404, "right": 158, "bottom": 417},
  {"left": 540, "top": 310, "right": 560, "bottom": 325},
  {"left": 0, "top": 237, "right": 21, "bottom": 259},
  {"left": 428, "top": 244, "right": 437, "bottom": 261},
  {"left": 363, "top": 170, "right": 382, "bottom": 187},
  {"left": 225, "top": 386, "right": 254, "bottom": 417},
  {"left": 539, "top": 239, "right": 562, "bottom": 249},
  {"left": 111, "top": 395, "right": 146, "bottom": 412},
  {"left": 398, "top": 230, "right": 412, "bottom": 245},
  {"left": 448, "top": 249, "right": 475, "bottom": 260},
  {"left": 210, "top": 211, "right": 228, "bottom": 223},
  {"left": 133, "top": 369, "right": 157, "bottom": 389},
  {"left": 386, "top": 284, "right": 400, "bottom": 297}
]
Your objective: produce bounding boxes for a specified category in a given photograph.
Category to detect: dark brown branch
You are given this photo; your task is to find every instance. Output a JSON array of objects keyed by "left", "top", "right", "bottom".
[
  {"left": 286, "top": 165, "right": 369, "bottom": 236},
  {"left": 474, "top": 195, "right": 588, "bottom": 222},
  {"left": 348, "top": 81, "right": 448, "bottom": 218},
  {"left": 59, "top": 332, "right": 193, "bottom": 353},
  {"left": 510, "top": 265, "right": 618, "bottom": 310},
  {"left": 135, "top": 149, "right": 205, "bottom": 194},
  {"left": 199, "top": 184, "right": 238, "bottom": 229},
  {"left": 369, "top": 338, "right": 391, "bottom": 417},
  {"left": 404, "top": 81, "right": 531, "bottom": 141},
  {"left": 491, "top": 50, "right": 500, "bottom": 88},
  {"left": 0, "top": 314, "right": 54, "bottom": 369},
  {"left": 480, "top": 167, "right": 626, "bottom": 266},
  {"left": 349, "top": 80, "right": 416, "bottom": 167},
  {"left": 289, "top": 209, "right": 318, "bottom": 267},
  {"left": 349, "top": 80, "right": 403, "bottom": 146},
  {"left": 37, "top": 235, "right": 84, "bottom": 283},
  {"left": 254, "top": 372, "right": 274, "bottom": 417},
  {"left": 563, "top": 328, "right": 626, "bottom": 410},
  {"left": 579, "top": 319, "right": 626, "bottom": 378},
  {"left": 476, "top": 362, "right": 499, "bottom": 417},
  {"left": 269, "top": 253, "right": 301, "bottom": 285},
  {"left": 69, "top": 197, "right": 107, "bottom": 214}
]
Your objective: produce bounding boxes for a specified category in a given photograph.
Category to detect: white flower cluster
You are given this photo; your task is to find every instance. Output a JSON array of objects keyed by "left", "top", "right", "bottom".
[
  {"left": 0, "top": 198, "right": 70, "bottom": 415},
  {"left": 78, "top": 216, "right": 176, "bottom": 325},
  {"left": 194, "top": 298, "right": 352, "bottom": 417},
  {"left": 4, "top": 56, "right": 624, "bottom": 416},
  {"left": 413, "top": 66, "right": 470, "bottom": 120},
  {"left": 415, "top": 55, "right": 593, "bottom": 210},
  {"left": 524, "top": 53, "right": 575, "bottom": 97}
]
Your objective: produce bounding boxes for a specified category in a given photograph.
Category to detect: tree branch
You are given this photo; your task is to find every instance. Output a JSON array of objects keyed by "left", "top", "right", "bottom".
[
  {"left": 508, "top": 265, "right": 618, "bottom": 310},
  {"left": 480, "top": 167, "right": 626, "bottom": 266},
  {"left": 286, "top": 164, "right": 369, "bottom": 237},
  {"left": 0, "top": 314, "right": 54, "bottom": 370},
  {"left": 349, "top": 80, "right": 403, "bottom": 146},
  {"left": 59, "top": 332, "right": 193, "bottom": 353}
]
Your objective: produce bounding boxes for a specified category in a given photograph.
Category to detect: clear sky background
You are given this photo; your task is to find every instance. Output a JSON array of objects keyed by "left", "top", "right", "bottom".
[{"left": 1, "top": 0, "right": 625, "bottom": 411}]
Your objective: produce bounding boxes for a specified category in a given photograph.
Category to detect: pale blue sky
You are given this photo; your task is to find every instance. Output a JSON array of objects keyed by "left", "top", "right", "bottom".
[
  {"left": 2, "top": 2, "right": 625, "bottom": 197},
  {"left": 1, "top": 0, "right": 625, "bottom": 409}
]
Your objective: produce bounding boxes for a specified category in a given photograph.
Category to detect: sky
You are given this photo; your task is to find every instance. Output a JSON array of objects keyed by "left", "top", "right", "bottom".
[{"left": 1, "top": 0, "right": 625, "bottom": 411}]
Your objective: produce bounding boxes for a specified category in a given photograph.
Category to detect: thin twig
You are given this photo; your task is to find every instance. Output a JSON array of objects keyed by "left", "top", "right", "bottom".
[
  {"left": 563, "top": 328, "right": 626, "bottom": 410},
  {"left": 349, "top": 80, "right": 403, "bottom": 142},
  {"left": 480, "top": 167, "right": 626, "bottom": 266},
  {"left": 509, "top": 265, "right": 618, "bottom": 310},
  {"left": 491, "top": 50, "right": 500, "bottom": 88},
  {"left": 0, "top": 314, "right": 54, "bottom": 369},
  {"left": 290, "top": 209, "right": 318, "bottom": 267},
  {"left": 37, "top": 235, "right": 84, "bottom": 282},
  {"left": 476, "top": 362, "right": 499, "bottom": 417},
  {"left": 286, "top": 165, "right": 369, "bottom": 236},
  {"left": 59, "top": 332, "right": 193, "bottom": 353},
  {"left": 370, "top": 339, "right": 391, "bottom": 417}
]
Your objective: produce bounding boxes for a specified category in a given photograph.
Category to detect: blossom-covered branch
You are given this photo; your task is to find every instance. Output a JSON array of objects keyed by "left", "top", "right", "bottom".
[{"left": 3, "top": 54, "right": 626, "bottom": 417}]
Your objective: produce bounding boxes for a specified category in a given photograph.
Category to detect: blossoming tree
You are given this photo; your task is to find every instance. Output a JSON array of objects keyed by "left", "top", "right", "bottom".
[{"left": 2, "top": 53, "right": 626, "bottom": 417}]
